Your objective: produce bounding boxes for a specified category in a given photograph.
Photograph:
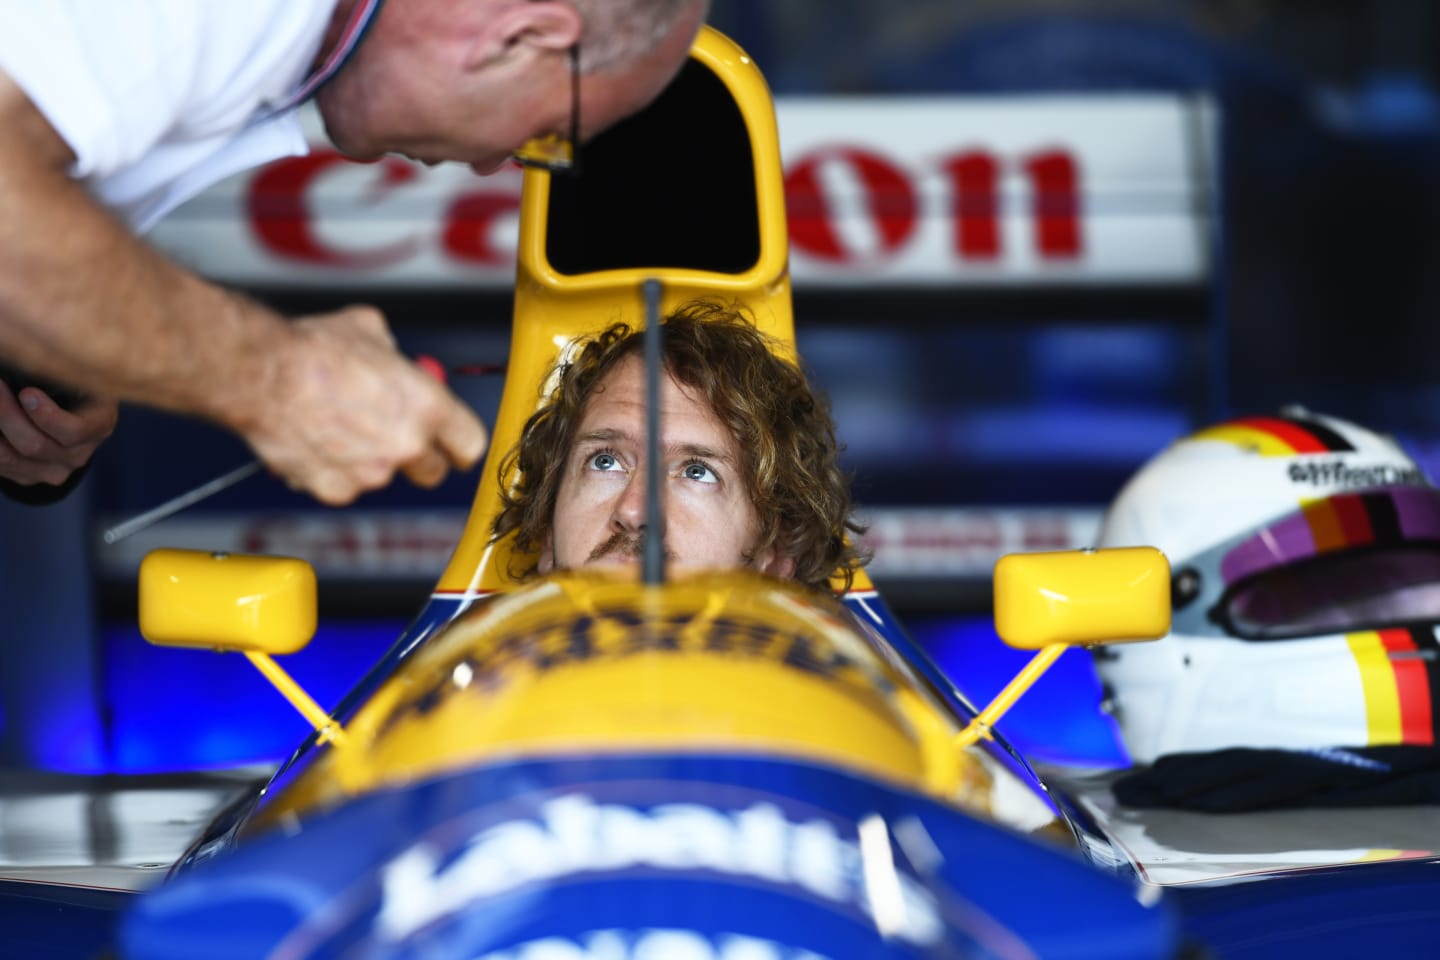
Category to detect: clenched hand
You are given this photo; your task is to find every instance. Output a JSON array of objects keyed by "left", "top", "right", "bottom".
[
  {"left": 237, "top": 307, "right": 488, "bottom": 505},
  {"left": 0, "top": 379, "right": 118, "bottom": 487}
]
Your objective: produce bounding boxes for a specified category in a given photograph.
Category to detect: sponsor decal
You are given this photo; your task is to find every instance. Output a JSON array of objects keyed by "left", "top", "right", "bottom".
[
  {"left": 375, "top": 605, "right": 899, "bottom": 739},
  {"left": 783, "top": 144, "right": 1082, "bottom": 265},
  {"left": 1286, "top": 461, "right": 1425, "bottom": 489},
  {"left": 145, "top": 98, "right": 1211, "bottom": 288},
  {"left": 375, "top": 793, "right": 943, "bottom": 948}
]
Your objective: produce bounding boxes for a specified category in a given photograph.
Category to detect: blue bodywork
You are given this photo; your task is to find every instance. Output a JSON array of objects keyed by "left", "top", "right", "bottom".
[
  {"left": 122, "top": 753, "right": 1175, "bottom": 960},
  {"left": 1167, "top": 860, "right": 1440, "bottom": 959},
  {"left": 9, "top": 591, "right": 1437, "bottom": 959},
  {"left": 0, "top": 879, "right": 132, "bottom": 959}
]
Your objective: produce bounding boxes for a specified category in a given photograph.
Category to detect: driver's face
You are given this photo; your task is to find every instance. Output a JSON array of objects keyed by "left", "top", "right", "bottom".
[{"left": 539, "top": 355, "right": 788, "bottom": 579}]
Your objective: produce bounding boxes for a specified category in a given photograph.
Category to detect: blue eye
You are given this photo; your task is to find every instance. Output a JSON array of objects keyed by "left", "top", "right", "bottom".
[
  {"left": 682, "top": 461, "right": 717, "bottom": 484},
  {"left": 589, "top": 452, "right": 620, "bottom": 471}
]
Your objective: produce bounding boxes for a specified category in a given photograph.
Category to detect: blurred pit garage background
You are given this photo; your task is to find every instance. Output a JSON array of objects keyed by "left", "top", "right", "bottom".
[{"left": 3, "top": 0, "right": 1440, "bottom": 776}]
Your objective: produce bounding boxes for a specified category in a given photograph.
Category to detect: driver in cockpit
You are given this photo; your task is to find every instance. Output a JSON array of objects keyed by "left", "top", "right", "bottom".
[{"left": 490, "top": 300, "right": 867, "bottom": 593}]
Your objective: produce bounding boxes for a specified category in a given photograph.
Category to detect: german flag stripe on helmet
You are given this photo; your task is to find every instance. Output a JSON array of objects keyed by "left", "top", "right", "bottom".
[
  {"left": 1348, "top": 627, "right": 1437, "bottom": 746},
  {"left": 1282, "top": 414, "right": 1357, "bottom": 452},
  {"left": 1383, "top": 627, "right": 1435, "bottom": 745},
  {"left": 1193, "top": 414, "right": 1357, "bottom": 456}
]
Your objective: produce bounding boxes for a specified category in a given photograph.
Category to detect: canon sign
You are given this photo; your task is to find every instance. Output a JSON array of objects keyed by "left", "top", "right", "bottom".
[
  {"left": 784, "top": 145, "right": 1081, "bottom": 264},
  {"left": 147, "top": 96, "right": 1213, "bottom": 289}
]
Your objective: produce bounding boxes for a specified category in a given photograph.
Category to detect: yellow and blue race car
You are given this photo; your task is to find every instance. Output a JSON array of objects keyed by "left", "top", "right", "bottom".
[
  {"left": 18, "top": 25, "right": 1438, "bottom": 960},
  {"left": 110, "top": 27, "right": 1181, "bottom": 960}
]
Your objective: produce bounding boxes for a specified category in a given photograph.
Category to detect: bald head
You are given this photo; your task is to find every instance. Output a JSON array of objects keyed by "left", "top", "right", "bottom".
[
  {"left": 573, "top": 0, "right": 711, "bottom": 72},
  {"left": 315, "top": 0, "right": 709, "bottom": 171}
]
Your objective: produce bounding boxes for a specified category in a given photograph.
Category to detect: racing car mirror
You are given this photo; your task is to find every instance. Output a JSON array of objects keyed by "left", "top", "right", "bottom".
[
  {"left": 956, "top": 546, "right": 1170, "bottom": 749},
  {"left": 994, "top": 546, "right": 1170, "bottom": 649},
  {"left": 137, "top": 548, "right": 350, "bottom": 748}
]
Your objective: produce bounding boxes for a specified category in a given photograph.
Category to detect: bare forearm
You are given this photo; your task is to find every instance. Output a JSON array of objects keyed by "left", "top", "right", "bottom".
[
  {"left": 0, "top": 86, "right": 286, "bottom": 434},
  {"left": 0, "top": 72, "right": 487, "bottom": 505}
]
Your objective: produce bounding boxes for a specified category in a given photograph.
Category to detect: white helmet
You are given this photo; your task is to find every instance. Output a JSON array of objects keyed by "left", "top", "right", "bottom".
[{"left": 1095, "top": 408, "right": 1440, "bottom": 764}]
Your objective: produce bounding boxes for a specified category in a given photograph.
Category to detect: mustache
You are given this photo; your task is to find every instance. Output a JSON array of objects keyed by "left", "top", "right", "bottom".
[{"left": 587, "top": 531, "right": 673, "bottom": 563}]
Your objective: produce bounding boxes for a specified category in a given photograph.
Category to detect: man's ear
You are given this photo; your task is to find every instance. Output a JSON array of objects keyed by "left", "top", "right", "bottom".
[
  {"left": 465, "top": 0, "right": 582, "bottom": 70},
  {"left": 753, "top": 547, "right": 797, "bottom": 581}
]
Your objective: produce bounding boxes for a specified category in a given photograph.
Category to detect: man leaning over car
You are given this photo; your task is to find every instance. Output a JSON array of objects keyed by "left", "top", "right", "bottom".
[{"left": 0, "top": 0, "right": 708, "bottom": 505}]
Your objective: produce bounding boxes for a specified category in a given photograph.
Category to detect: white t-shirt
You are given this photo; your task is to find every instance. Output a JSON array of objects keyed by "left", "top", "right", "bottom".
[{"left": 0, "top": 0, "right": 336, "bottom": 233}]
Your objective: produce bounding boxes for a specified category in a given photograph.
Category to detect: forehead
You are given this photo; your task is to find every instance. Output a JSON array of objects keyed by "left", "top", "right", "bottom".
[{"left": 579, "top": 355, "right": 736, "bottom": 447}]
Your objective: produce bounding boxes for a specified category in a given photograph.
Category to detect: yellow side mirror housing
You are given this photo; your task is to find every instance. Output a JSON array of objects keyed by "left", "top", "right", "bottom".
[
  {"left": 993, "top": 546, "right": 1171, "bottom": 650},
  {"left": 955, "top": 547, "right": 1170, "bottom": 750},
  {"left": 139, "top": 548, "right": 317, "bottom": 655},
  {"left": 138, "top": 548, "right": 346, "bottom": 747}
]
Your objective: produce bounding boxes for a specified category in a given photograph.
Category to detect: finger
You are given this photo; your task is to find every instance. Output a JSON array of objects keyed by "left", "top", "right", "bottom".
[
  {"left": 291, "top": 456, "right": 394, "bottom": 507},
  {"left": 0, "top": 388, "right": 56, "bottom": 459},
  {"left": 0, "top": 379, "right": 23, "bottom": 435},
  {"left": 402, "top": 446, "right": 451, "bottom": 489},
  {"left": 0, "top": 434, "right": 68, "bottom": 486},
  {"left": 341, "top": 305, "right": 397, "bottom": 348},
  {"left": 73, "top": 396, "right": 120, "bottom": 443},
  {"left": 433, "top": 394, "right": 489, "bottom": 470},
  {"left": 19, "top": 392, "right": 118, "bottom": 448},
  {"left": 0, "top": 435, "right": 26, "bottom": 482},
  {"left": 285, "top": 464, "right": 356, "bottom": 508},
  {"left": 311, "top": 477, "right": 356, "bottom": 507}
]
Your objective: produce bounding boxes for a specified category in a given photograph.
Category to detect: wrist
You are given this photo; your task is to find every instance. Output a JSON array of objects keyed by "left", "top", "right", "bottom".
[{"left": 194, "top": 291, "right": 295, "bottom": 437}]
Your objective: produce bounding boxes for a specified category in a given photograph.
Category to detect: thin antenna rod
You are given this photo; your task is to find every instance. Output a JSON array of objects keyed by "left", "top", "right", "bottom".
[{"left": 642, "top": 279, "right": 666, "bottom": 584}]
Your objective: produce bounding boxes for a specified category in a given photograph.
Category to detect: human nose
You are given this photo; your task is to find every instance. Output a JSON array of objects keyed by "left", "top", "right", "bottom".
[{"left": 611, "top": 472, "right": 648, "bottom": 532}]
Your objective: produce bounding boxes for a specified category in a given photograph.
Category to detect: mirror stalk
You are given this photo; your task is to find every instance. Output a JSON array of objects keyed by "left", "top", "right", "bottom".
[
  {"left": 244, "top": 651, "right": 349, "bottom": 748},
  {"left": 953, "top": 644, "right": 1067, "bottom": 749}
]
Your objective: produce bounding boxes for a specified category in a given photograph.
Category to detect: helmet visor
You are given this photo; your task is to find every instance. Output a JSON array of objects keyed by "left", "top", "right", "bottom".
[
  {"left": 1217, "top": 543, "right": 1440, "bottom": 639},
  {"left": 1206, "top": 486, "right": 1440, "bottom": 639}
]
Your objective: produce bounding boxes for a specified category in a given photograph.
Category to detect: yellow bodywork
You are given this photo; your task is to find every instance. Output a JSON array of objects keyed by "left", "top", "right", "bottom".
[
  {"left": 994, "top": 547, "right": 1170, "bottom": 650},
  {"left": 132, "top": 27, "right": 1171, "bottom": 844},
  {"left": 139, "top": 549, "right": 347, "bottom": 745},
  {"left": 138, "top": 548, "right": 316, "bottom": 655},
  {"left": 435, "top": 25, "right": 874, "bottom": 599},
  {"left": 956, "top": 547, "right": 1170, "bottom": 748},
  {"left": 253, "top": 571, "right": 990, "bottom": 831}
]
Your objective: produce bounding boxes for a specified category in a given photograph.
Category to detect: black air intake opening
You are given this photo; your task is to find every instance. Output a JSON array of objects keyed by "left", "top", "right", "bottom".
[{"left": 545, "top": 59, "right": 762, "bottom": 276}]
